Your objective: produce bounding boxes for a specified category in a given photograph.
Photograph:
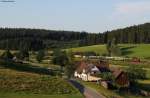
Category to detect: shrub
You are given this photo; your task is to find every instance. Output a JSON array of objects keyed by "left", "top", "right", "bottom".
[
  {"left": 99, "top": 72, "right": 115, "bottom": 81},
  {"left": 1, "top": 50, "right": 13, "bottom": 60},
  {"left": 126, "top": 65, "right": 146, "bottom": 83}
]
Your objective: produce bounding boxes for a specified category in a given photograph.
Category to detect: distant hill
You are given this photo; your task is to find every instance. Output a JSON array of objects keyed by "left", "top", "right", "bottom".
[{"left": 0, "top": 23, "right": 150, "bottom": 50}]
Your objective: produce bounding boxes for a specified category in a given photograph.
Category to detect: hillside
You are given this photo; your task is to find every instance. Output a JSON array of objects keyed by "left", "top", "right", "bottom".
[
  {"left": 0, "top": 67, "right": 83, "bottom": 98},
  {"left": 70, "top": 44, "right": 150, "bottom": 58},
  {"left": 0, "top": 23, "right": 150, "bottom": 50},
  {"left": 0, "top": 55, "right": 83, "bottom": 98}
]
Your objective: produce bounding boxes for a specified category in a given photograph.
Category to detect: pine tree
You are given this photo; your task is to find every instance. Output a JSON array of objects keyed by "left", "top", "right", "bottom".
[{"left": 36, "top": 50, "right": 45, "bottom": 63}]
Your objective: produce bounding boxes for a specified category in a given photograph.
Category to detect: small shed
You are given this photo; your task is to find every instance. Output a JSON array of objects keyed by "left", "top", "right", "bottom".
[{"left": 111, "top": 68, "right": 130, "bottom": 87}]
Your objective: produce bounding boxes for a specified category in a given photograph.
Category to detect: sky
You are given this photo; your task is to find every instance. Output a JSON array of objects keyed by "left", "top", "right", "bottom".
[{"left": 0, "top": 0, "right": 150, "bottom": 33}]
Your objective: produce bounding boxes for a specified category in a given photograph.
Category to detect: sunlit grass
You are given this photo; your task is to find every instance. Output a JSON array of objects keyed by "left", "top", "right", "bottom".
[{"left": 68, "top": 44, "right": 150, "bottom": 58}]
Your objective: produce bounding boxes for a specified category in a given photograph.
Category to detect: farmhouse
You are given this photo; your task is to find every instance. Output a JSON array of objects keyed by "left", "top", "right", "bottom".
[
  {"left": 74, "top": 61, "right": 101, "bottom": 81},
  {"left": 74, "top": 60, "right": 110, "bottom": 81}
]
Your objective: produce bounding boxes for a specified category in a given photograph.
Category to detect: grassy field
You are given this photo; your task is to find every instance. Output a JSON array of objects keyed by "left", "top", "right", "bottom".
[
  {"left": 0, "top": 67, "right": 83, "bottom": 98},
  {"left": 1, "top": 44, "right": 150, "bottom": 59},
  {"left": 70, "top": 44, "right": 107, "bottom": 55},
  {"left": 69, "top": 44, "right": 150, "bottom": 58},
  {"left": 0, "top": 49, "right": 84, "bottom": 98},
  {"left": 0, "top": 93, "right": 83, "bottom": 98},
  {"left": 120, "top": 44, "right": 150, "bottom": 58}
]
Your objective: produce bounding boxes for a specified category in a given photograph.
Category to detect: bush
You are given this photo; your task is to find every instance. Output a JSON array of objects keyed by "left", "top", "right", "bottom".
[
  {"left": 126, "top": 65, "right": 146, "bottom": 83},
  {"left": 98, "top": 72, "right": 115, "bottom": 81},
  {"left": 1, "top": 50, "right": 13, "bottom": 60}
]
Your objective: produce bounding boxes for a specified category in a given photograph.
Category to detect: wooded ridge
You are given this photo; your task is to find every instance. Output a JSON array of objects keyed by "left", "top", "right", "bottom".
[{"left": 0, "top": 23, "right": 150, "bottom": 50}]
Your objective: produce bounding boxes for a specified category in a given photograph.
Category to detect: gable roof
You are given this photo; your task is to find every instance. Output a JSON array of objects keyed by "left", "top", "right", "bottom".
[
  {"left": 113, "top": 70, "right": 123, "bottom": 79},
  {"left": 76, "top": 60, "right": 110, "bottom": 74},
  {"left": 76, "top": 61, "right": 96, "bottom": 74},
  {"left": 76, "top": 61, "right": 88, "bottom": 73},
  {"left": 85, "top": 64, "right": 94, "bottom": 73},
  {"left": 110, "top": 67, "right": 124, "bottom": 79}
]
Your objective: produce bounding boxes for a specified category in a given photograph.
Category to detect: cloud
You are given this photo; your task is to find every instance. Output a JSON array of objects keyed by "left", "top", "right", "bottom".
[{"left": 115, "top": 1, "right": 150, "bottom": 15}]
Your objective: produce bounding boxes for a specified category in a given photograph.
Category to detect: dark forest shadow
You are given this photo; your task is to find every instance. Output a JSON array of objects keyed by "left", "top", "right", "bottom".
[
  {"left": 0, "top": 59, "right": 53, "bottom": 75},
  {"left": 121, "top": 46, "right": 136, "bottom": 56}
]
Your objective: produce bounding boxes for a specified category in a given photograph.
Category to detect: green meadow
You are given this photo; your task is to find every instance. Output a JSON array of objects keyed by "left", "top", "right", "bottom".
[
  {"left": 0, "top": 64, "right": 83, "bottom": 98},
  {"left": 0, "top": 93, "right": 83, "bottom": 98},
  {"left": 70, "top": 44, "right": 150, "bottom": 58}
]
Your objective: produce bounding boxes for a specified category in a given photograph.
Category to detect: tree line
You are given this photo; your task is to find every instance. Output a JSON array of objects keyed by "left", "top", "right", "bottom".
[
  {"left": 105, "top": 23, "right": 150, "bottom": 43},
  {"left": 0, "top": 23, "right": 150, "bottom": 50},
  {"left": 0, "top": 28, "right": 103, "bottom": 50}
]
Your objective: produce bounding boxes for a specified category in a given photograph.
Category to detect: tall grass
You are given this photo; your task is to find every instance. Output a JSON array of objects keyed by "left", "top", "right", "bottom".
[{"left": 0, "top": 68, "right": 78, "bottom": 94}]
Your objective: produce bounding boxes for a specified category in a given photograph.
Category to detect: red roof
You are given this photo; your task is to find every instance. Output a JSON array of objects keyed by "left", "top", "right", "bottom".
[{"left": 76, "top": 61, "right": 88, "bottom": 73}]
